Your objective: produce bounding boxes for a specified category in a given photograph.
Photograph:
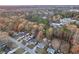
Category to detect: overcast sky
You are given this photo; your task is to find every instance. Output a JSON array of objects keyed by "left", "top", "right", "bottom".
[{"left": 0, "top": 0, "right": 78, "bottom": 5}]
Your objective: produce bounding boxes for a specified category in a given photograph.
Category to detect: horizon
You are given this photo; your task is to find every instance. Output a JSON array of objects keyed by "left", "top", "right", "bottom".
[{"left": 0, "top": 5, "right": 79, "bottom": 9}]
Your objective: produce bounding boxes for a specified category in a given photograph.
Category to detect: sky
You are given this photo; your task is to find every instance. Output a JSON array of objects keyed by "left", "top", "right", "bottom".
[{"left": 0, "top": 0, "right": 78, "bottom": 5}]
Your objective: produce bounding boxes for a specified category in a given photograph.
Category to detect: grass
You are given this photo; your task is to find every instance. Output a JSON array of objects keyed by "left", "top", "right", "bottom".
[{"left": 32, "top": 16, "right": 49, "bottom": 25}]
